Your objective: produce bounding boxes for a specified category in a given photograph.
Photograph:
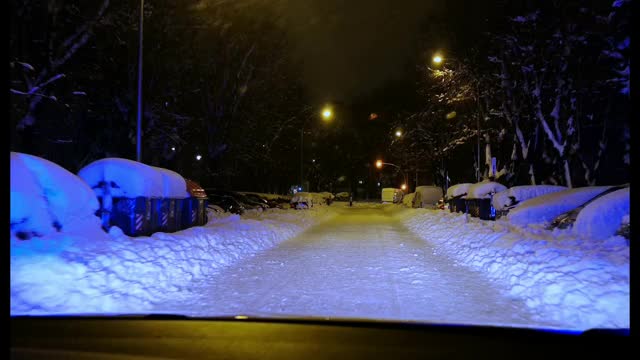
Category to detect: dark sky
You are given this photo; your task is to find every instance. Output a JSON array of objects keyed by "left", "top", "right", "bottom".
[{"left": 270, "top": 0, "right": 498, "bottom": 104}]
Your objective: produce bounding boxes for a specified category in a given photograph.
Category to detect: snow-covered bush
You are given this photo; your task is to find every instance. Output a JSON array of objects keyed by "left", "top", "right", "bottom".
[
  {"left": 402, "top": 192, "right": 415, "bottom": 207},
  {"left": 10, "top": 152, "right": 99, "bottom": 239}
]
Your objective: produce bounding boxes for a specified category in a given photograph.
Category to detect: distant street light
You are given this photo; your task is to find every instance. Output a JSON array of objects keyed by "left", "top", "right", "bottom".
[
  {"left": 395, "top": 130, "right": 402, "bottom": 137},
  {"left": 432, "top": 54, "right": 443, "bottom": 64},
  {"left": 321, "top": 106, "right": 333, "bottom": 121},
  {"left": 171, "top": 146, "right": 176, "bottom": 151},
  {"left": 375, "top": 160, "right": 408, "bottom": 190},
  {"left": 401, "top": 184, "right": 407, "bottom": 191},
  {"left": 358, "top": 180, "right": 363, "bottom": 185},
  {"left": 195, "top": 154, "right": 202, "bottom": 161}
]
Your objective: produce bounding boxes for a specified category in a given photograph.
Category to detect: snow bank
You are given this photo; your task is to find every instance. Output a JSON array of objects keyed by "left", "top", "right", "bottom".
[
  {"left": 506, "top": 186, "right": 612, "bottom": 226},
  {"left": 446, "top": 183, "right": 473, "bottom": 199},
  {"left": 402, "top": 192, "right": 415, "bottom": 207},
  {"left": 493, "top": 185, "right": 567, "bottom": 210},
  {"left": 467, "top": 181, "right": 507, "bottom": 199},
  {"left": 78, "top": 158, "right": 164, "bottom": 198},
  {"left": 242, "top": 192, "right": 291, "bottom": 201},
  {"left": 11, "top": 207, "right": 335, "bottom": 315},
  {"left": 573, "top": 188, "right": 629, "bottom": 241},
  {"left": 10, "top": 152, "right": 99, "bottom": 237},
  {"left": 400, "top": 209, "right": 629, "bottom": 330}
]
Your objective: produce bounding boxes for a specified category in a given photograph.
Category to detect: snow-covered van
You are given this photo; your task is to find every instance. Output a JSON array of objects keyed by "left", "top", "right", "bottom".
[{"left": 381, "top": 188, "right": 403, "bottom": 203}]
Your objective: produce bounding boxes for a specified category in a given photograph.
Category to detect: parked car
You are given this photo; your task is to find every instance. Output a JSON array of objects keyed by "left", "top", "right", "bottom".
[
  {"left": 548, "top": 184, "right": 628, "bottom": 230},
  {"left": 381, "top": 188, "right": 403, "bottom": 203},
  {"left": 413, "top": 186, "right": 442, "bottom": 208},
  {"left": 334, "top": 192, "right": 350, "bottom": 201},
  {"left": 205, "top": 189, "right": 266, "bottom": 211},
  {"left": 207, "top": 194, "right": 246, "bottom": 215}
]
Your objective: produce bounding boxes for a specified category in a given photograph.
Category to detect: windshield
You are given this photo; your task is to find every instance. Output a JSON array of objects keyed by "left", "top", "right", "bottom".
[{"left": 10, "top": 0, "right": 629, "bottom": 333}]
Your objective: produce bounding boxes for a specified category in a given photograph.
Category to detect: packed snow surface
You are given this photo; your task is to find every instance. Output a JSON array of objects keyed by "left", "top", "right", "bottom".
[
  {"left": 11, "top": 207, "right": 333, "bottom": 315},
  {"left": 573, "top": 187, "right": 629, "bottom": 240},
  {"left": 11, "top": 200, "right": 627, "bottom": 331},
  {"left": 506, "top": 186, "right": 612, "bottom": 226},
  {"left": 493, "top": 185, "right": 567, "bottom": 210},
  {"left": 10, "top": 152, "right": 99, "bottom": 237},
  {"left": 446, "top": 183, "right": 473, "bottom": 199},
  {"left": 467, "top": 181, "right": 508, "bottom": 199}
]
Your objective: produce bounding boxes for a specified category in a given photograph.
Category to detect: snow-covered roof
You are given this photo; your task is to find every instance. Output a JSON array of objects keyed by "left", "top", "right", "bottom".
[
  {"left": 492, "top": 185, "right": 567, "bottom": 210},
  {"left": 573, "top": 187, "right": 629, "bottom": 240},
  {"left": 467, "top": 182, "right": 507, "bottom": 199},
  {"left": 506, "top": 186, "right": 613, "bottom": 226},
  {"left": 11, "top": 152, "right": 99, "bottom": 236},
  {"left": 445, "top": 183, "right": 473, "bottom": 199},
  {"left": 78, "top": 158, "right": 188, "bottom": 198}
]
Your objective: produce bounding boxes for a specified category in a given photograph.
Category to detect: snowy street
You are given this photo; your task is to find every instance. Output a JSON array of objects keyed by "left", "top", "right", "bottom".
[{"left": 155, "top": 204, "right": 552, "bottom": 329}]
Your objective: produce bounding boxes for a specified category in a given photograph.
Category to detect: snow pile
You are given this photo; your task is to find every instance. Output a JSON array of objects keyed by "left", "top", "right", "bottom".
[
  {"left": 467, "top": 181, "right": 507, "bottom": 199},
  {"left": 400, "top": 209, "right": 629, "bottom": 330},
  {"left": 242, "top": 192, "right": 291, "bottom": 201},
  {"left": 506, "top": 186, "right": 612, "bottom": 226},
  {"left": 10, "top": 152, "right": 99, "bottom": 238},
  {"left": 11, "top": 207, "right": 335, "bottom": 315},
  {"left": 573, "top": 187, "right": 629, "bottom": 240},
  {"left": 153, "top": 167, "right": 190, "bottom": 198},
  {"left": 493, "top": 185, "right": 567, "bottom": 210},
  {"left": 78, "top": 158, "right": 164, "bottom": 198},
  {"left": 291, "top": 192, "right": 334, "bottom": 207},
  {"left": 445, "top": 183, "right": 473, "bottom": 199},
  {"left": 402, "top": 192, "right": 415, "bottom": 207}
]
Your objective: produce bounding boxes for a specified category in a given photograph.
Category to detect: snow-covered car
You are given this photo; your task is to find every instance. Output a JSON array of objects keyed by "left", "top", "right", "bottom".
[
  {"left": 548, "top": 185, "right": 629, "bottom": 233},
  {"left": 413, "top": 186, "right": 442, "bottom": 209},
  {"left": 291, "top": 192, "right": 314, "bottom": 209},
  {"left": 492, "top": 185, "right": 567, "bottom": 218},
  {"left": 334, "top": 192, "right": 350, "bottom": 201}
]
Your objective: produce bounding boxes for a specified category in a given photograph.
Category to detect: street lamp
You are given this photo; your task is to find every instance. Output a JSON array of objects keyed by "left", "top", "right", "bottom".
[
  {"left": 375, "top": 160, "right": 408, "bottom": 190},
  {"left": 395, "top": 130, "right": 402, "bottom": 137},
  {"left": 432, "top": 54, "right": 443, "bottom": 64},
  {"left": 401, "top": 184, "right": 407, "bottom": 191},
  {"left": 136, "top": 0, "right": 144, "bottom": 162},
  {"left": 301, "top": 105, "right": 334, "bottom": 190},
  {"left": 321, "top": 106, "right": 333, "bottom": 121},
  {"left": 195, "top": 154, "right": 202, "bottom": 161}
]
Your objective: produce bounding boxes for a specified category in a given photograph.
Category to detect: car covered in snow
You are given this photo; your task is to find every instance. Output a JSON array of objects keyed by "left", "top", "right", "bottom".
[
  {"left": 413, "top": 185, "right": 443, "bottom": 209},
  {"left": 334, "top": 192, "right": 350, "bottom": 201}
]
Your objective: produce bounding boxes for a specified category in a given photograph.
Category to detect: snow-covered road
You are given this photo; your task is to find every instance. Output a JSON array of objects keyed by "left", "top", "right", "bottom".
[{"left": 154, "top": 205, "right": 556, "bottom": 328}]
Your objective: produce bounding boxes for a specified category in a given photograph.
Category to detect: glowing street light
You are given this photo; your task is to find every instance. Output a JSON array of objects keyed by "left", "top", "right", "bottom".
[
  {"left": 395, "top": 130, "right": 402, "bottom": 137},
  {"left": 195, "top": 154, "right": 202, "bottom": 161},
  {"left": 376, "top": 160, "right": 383, "bottom": 168},
  {"left": 401, "top": 184, "right": 407, "bottom": 191},
  {"left": 433, "top": 54, "right": 443, "bottom": 64},
  {"left": 321, "top": 106, "right": 333, "bottom": 121},
  {"left": 171, "top": 146, "right": 176, "bottom": 151}
]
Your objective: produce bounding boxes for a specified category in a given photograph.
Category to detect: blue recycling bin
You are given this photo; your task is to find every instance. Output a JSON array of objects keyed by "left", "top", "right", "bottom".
[
  {"left": 110, "top": 197, "right": 153, "bottom": 236},
  {"left": 150, "top": 198, "right": 181, "bottom": 233}
]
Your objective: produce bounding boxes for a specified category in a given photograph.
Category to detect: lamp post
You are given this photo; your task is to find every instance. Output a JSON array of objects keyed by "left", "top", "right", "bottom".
[
  {"left": 136, "top": 0, "right": 144, "bottom": 162},
  {"left": 300, "top": 105, "right": 333, "bottom": 190},
  {"left": 376, "top": 160, "right": 408, "bottom": 190},
  {"left": 433, "top": 53, "right": 481, "bottom": 182}
]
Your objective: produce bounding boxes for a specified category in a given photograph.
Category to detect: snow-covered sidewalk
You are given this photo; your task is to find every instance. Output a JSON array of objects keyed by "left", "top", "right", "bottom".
[
  {"left": 399, "top": 209, "right": 629, "bottom": 330},
  {"left": 11, "top": 207, "right": 334, "bottom": 315}
]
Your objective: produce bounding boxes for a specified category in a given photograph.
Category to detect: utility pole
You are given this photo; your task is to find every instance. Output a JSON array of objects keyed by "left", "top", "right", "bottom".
[{"left": 136, "top": 0, "right": 144, "bottom": 162}]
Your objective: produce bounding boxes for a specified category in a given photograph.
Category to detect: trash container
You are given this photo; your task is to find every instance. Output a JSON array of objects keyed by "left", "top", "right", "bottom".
[
  {"left": 151, "top": 198, "right": 181, "bottom": 233},
  {"left": 111, "top": 197, "right": 153, "bottom": 236},
  {"left": 182, "top": 179, "right": 208, "bottom": 228},
  {"left": 449, "top": 197, "right": 467, "bottom": 213},
  {"left": 465, "top": 198, "right": 496, "bottom": 220}
]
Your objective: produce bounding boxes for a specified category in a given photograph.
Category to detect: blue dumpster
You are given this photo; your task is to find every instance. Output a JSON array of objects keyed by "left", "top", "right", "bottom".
[{"left": 111, "top": 197, "right": 153, "bottom": 236}]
